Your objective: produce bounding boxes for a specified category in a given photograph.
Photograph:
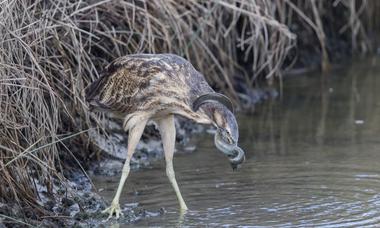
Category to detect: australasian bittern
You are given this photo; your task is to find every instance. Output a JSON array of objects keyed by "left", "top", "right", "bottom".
[{"left": 85, "top": 53, "right": 245, "bottom": 219}]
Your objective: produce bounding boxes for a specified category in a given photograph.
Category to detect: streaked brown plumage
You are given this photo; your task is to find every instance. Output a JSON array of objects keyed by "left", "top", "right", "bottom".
[
  {"left": 85, "top": 53, "right": 245, "bottom": 219},
  {"left": 86, "top": 53, "right": 213, "bottom": 125}
]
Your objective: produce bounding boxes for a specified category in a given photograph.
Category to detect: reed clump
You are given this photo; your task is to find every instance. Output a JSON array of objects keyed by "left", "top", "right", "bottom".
[{"left": 0, "top": 0, "right": 378, "bottom": 224}]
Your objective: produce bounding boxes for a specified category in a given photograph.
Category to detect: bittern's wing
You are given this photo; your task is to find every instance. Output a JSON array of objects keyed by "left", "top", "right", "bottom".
[{"left": 85, "top": 56, "right": 158, "bottom": 112}]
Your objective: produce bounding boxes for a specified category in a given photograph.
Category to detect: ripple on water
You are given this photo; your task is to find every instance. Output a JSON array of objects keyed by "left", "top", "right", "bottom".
[{"left": 118, "top": 156, "right": 380, "bottom": 227}]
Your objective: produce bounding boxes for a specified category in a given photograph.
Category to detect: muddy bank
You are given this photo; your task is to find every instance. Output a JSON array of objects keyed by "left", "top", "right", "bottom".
[
  {"left": 0, "top": 169, "right": 169, "bottom": 227},
  {"left": 0, "top": 172, "right": 103, "bottom": 227}
]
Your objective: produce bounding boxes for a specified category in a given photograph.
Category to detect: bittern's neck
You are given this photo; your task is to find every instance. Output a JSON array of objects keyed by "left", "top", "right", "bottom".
[
  {"left": 201, "top": 103, "right": 230, "bottom": 129},
  {"left": 202, "top": 102, "right": 239, "bottom": 140}
]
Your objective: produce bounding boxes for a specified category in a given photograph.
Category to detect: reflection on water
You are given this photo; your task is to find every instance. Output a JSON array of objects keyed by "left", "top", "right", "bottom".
[{"left": 94, "top": 57, "right": 380, "bottom": 227}]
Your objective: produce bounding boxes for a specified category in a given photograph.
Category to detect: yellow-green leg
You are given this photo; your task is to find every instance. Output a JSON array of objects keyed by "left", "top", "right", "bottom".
[
  {"left": 102, "top": 117, "right": 148, "bottom": 219},
  {"left": 157, "top": 115, "right": 188, "bottom": 212}
]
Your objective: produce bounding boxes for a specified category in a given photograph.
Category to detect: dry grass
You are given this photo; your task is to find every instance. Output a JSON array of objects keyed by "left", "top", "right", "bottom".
[
  {"left": 283, "top": 0, "right": 379, "bottom": 71},
  {"left": 0, "top": 0, "right": 378, "bottom": 223}
]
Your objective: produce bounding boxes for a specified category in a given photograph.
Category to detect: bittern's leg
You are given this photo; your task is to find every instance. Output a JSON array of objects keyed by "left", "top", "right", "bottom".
[
  {"left": 157, "top": 115, "right": 188, "bottom": 212},
  {"left": 102, "top": 116, "right": 148, "bottom": 219}
]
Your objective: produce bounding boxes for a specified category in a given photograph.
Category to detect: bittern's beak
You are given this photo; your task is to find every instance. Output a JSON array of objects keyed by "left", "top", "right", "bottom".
[{"left": 214, "top": 129, "right": 245, "bottom": 170}]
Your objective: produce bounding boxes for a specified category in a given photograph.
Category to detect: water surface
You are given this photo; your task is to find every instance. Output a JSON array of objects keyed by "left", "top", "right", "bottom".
[{"left": 94, "top": 58, "right": 380, "bottom": 227}]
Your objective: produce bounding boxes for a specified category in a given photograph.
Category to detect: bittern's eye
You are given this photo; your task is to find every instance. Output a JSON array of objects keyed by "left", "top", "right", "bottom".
[
  {"left": 222, "top": 130, "right": 233, "bottom": 144},
  {"left": 225, "top": 129, "right": 232, "bottom": 139}
]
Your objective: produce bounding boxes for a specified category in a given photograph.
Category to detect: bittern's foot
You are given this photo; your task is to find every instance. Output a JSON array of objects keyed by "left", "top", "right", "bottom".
[{"left": 102, "top": 202, "right": 123, "bottom": 220}]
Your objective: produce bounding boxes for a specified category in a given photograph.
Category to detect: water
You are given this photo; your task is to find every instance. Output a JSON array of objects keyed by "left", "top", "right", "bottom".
[{"left": 93, "top": 57, "right": 380, "bottom": 227}]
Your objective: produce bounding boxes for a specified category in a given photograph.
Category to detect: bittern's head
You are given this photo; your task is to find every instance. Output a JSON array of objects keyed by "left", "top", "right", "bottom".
[{"left": 192, "top": 93, "right": 245, "bottom": 170}]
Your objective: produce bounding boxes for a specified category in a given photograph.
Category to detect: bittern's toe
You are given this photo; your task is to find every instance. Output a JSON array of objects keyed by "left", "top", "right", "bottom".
[{"left": 102, "top": 202, "right": 123, "bottom": 220}]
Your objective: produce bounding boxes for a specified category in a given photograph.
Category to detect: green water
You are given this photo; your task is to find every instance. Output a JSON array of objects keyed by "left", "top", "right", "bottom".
[{"left": 94, "top": 57, "right": 380, "bottom": 227}]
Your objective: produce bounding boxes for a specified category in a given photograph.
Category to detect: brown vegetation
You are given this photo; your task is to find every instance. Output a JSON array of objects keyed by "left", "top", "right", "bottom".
[{"left": 0, "top": 0, "right": 379, "bottom": 225}]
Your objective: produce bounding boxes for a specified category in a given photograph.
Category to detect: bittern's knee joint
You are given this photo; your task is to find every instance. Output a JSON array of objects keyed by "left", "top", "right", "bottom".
[{"left": 166, "top": 166, "right": 175, "bottom": 179}]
